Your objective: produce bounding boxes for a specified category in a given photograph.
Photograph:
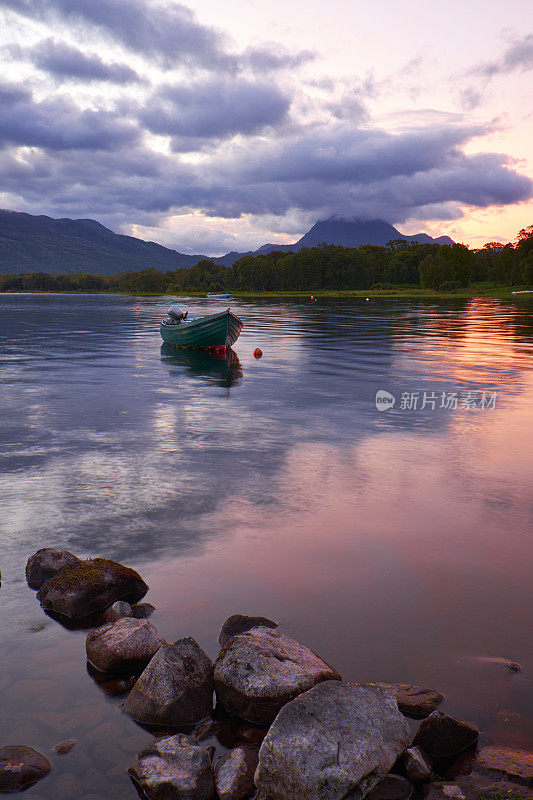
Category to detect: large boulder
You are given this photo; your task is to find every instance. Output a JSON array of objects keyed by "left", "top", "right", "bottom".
[
  {"left": 219, "top": 614, "right": 278, "bottom": 647},
  {"left": 129, "top": 734, "right": 214, "bottom": 800},
  {"left": 255, "top": 681, "right": 412, "bottom": 800},
  {"left": 214, "top": 627, "right": 341, "bottom": 725},
  {"left": 86, "top": 618, "right": 165, "bottom": 673},
  {"left": 0, "top": 745, "right": 52, "bottom": 792},
  {"left": 123, "top": 638, "right": 213, "bottom": 726},
  {"left": 475, "top": 747, "right": 533, "bottom": 786},
  {"left": 214, "top": 745, "right": 258, "bottom": 800},
  {"left": 374, "top": 683, "right": 444, "bottom": 719},
  {"left": 413, "top": 711, "right": 479, "bottom": 758},
  {"left": 36, "top": 558, "right": 148, "bottom": 619},
  {"left": 26, "top": 548, "right": 80, "bottom": 589}
]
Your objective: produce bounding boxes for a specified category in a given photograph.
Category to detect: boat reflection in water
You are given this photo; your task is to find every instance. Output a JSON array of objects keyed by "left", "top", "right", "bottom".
[{"left": 160, "top": 343, "right": 243, "bottom": 388}]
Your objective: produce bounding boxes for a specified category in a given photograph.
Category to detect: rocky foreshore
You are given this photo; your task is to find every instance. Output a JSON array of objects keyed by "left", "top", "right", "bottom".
[{"left": 2, "top": 547, "right": 531, "bottom": 800}]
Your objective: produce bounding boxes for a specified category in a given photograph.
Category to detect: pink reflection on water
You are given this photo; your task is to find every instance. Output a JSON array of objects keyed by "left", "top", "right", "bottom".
[{"left": 149, "top": 369, "right": 533, "bottom": 747}]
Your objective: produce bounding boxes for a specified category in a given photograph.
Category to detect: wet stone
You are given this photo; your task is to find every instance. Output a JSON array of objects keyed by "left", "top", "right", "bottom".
[
  {"left": 100, "top": 600, "right": 133, "bottom": 624},
  {"left": 214, "top": 627, "right": 341, "bottom": 725},
  {"left": 36, "top": 557, "right": 148, "bottom": 620},
  {"left": 255, "top": 681, "right": 412, "bottom": 800},
  {"left": 475, "top": 747, "right": 533, "bottom": 785},
  {"left": 131, "top": 602, "right": 157, "bottom": 619},
  {"left": 8, "top": 679, "right": 64, "bottom": 712},
  {"left": 403, "top": 746, "right": 432, "bottom": 782},
  {"left": 0, "top": 745, "right": 52, "bottom": 792},
  {"left": 129, "top": 734, "right": 214, "bottom": 800},
  {"left": 366, "top": 775, "right": 414, "bottom": 800},
  {"left": 214, "top": 745, "right": 259, "bottom": 800},
  {"left": 123, "top": 637, "right": 214, "bottom": 726},
  {"left": 53, "top": 739, "right": 77, "bottom": 755},
  {"left": 47, "top": 771, "right": 82, "bottom": 800},
  {"left": 86, "top": 617, "right": 165, "bottom": 674},
  {"left": 192, "top": 720, "right": 222, "bottom": 743},
  {"left": 26, "top": 548, "right": 81, "bottom": 589},
  {"left": 374, "top": 683, "right": 444, "bottom": 719},
  {"left": 219, "top": 614, "right": 278, "bottom": 647},
  {"left": 413, "top": 711, "right": 479, "bottom": 759},
  {"left": 425, "top": 782, "right": 467, "bottom": 800}
]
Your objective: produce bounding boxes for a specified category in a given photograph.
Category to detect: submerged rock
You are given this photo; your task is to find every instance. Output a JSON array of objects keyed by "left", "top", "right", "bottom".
[
  {"left": 26, "top": 548, "right": 80, "bottom": 589},
  {"left": 86, "top": 617, "right": 165, "bottom": 673},
  {"left": 53, "top": 740, "right": 77, "bottom": 756},
  {"left": 0, "top": 745, "right": 52, "bottom": 792},
  {"left": 366, "top": 775, "right": 414, "bottom": 800},
  {"left": 123, "top": 637, "right": 213, "bottom": 726},
  {"left": 128, "top": 734, "right": 214, "bottom": 800},
  {"left": 36, "top": 558, "right": 148, "bottom": 619},
  {"left": 219, "top": 614, "right": 278, "bottom": 647},
  {"left": 214, "top": 745, "right": 258, "bottom": 800},
  {"left": 403, "top": 746, "right": 432, "bottom": 782},
  {"left": 374, "top": 683, "right": 444, "bottom": 719},
  {"left": 425, "top": 782, "right": 467, "bottom": 800},
  {"left": 214, "top": 627, "right": 341, "bottom": 725},
  {"left": 456, "top": 774, "right": 533, "bottom": 800},
  {"left": 255, "top": 681, "right": 411, "bottom": 800},
  {"left": 413, "top": 711, "right": 479, "bottom": 758},
  {"left": 475, "top": 747, "right": 533, "bottom": 785}
]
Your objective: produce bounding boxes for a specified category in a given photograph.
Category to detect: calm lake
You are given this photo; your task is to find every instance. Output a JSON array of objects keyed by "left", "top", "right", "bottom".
[{"left": 1, "top": 293, "right": 533, "bottom": 799}]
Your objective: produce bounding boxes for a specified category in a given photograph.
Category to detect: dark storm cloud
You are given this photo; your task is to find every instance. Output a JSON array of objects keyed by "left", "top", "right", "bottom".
[
  {"left": 1, "top": 119, "right": 530, "bottom": 231},
  {"left": 28, "top": 38, "right": 142, "bottom": 83},
  {"left": 0, "top": 80, "right": 139, "bottom": 149},
  {"left": 474, "top": 33, "right": 533, "bottom": 77},
  {"left": 220, "top": 124, "right": 489, "bottom": 186},
  {"left": 139, "top": 78, "right": 291, "bottom": 145}
]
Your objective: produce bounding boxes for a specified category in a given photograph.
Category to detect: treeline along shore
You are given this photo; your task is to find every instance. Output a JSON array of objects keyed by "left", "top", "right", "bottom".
[{"left": 2, "top": 226, "right": 532, "bottom": 296}]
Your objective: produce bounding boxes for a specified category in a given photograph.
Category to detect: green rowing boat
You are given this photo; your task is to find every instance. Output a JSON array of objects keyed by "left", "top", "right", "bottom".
[{"left": 160, "top": 307, "right": 243, "bottom": 350}]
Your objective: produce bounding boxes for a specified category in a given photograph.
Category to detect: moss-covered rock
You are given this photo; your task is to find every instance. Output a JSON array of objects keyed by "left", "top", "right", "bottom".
[
  {"left": 36, "top": 558, "right": 148, "bottom": 620},
  {"left": 26, "top": 548, "right": 81, "bottom": 589}
]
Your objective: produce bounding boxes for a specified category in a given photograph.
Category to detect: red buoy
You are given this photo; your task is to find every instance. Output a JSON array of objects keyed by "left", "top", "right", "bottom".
[
  {"left": 254, "top": 348, "right": 263, "bottom": 359},
  {"left": 135, "top": 306, "right": 140, "bottom": 310}
]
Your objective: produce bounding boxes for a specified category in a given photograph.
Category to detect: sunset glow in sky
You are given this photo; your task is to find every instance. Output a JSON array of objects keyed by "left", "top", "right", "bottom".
[{"left": 0, "top": 0, "right": 532, "bottom": 253}]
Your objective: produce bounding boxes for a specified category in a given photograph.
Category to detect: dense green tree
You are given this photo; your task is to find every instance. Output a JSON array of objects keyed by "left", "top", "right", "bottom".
[
  {"left": 1, "top": 222, "right": 531, "bottom": 293},
  {"left": 418, "top": 253, "right": 454, "bottom": 289}
]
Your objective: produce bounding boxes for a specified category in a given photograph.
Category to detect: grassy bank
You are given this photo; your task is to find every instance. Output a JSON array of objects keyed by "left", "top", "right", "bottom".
[
  {"left": 1, "top": 281, "right": 531, "bottom": 300},
  {"left": 227, "top": 284, "right": 530, "bottom": 300}
]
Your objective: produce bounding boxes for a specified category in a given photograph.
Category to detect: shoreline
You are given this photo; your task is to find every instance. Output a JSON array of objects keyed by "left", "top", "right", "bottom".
[
  {"left": 7, "top": 548, "right": 532, "bottom": 800},
  {"left": 0, "top": 285, "right": 531, "bottom": 300}
]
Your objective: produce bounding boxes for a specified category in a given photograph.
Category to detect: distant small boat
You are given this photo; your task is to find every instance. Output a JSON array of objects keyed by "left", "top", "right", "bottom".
[
  {"left": 207, "top": 292, "right": 231, "bottom": 299},
  {"left": 511, "top": 290, "right": 533, "bottom": 294},
  {"left": 160, "top": 305, "right": 243, "bottom": 351}
]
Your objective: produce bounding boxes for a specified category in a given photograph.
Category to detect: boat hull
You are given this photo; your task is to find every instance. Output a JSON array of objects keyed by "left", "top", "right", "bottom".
[{"left": 160, "top": 309, "right": 243, "bottom": 350}]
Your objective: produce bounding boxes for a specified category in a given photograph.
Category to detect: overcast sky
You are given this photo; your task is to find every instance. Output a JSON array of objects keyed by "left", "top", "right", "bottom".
[{"left": 0, "top": 0, "right": 532, "bottom": 254}]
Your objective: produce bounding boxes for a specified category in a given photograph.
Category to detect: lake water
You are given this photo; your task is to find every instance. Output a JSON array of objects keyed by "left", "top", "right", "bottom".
[{"left": 1, "top": 293, "right": 533, "bottom": 798}]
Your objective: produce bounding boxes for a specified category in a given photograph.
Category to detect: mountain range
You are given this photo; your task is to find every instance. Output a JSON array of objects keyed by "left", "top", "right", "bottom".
[{"left": 0, "top": 209, "right": 454, "bottom": 275}]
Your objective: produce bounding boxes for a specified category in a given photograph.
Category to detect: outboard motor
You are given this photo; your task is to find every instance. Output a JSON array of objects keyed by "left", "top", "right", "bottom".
[{"left": 167, "top": 305, "right": 188, "bottom": 323}]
